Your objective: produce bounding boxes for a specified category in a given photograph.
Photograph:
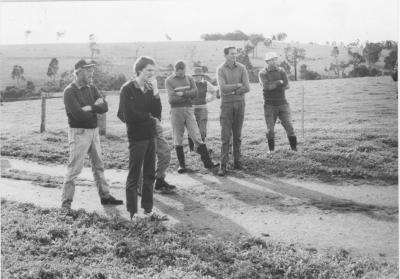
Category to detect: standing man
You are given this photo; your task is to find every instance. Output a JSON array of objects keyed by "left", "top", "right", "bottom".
[
  {"left": 138, "top": 78, "right": 176, "bottom": 195},
  {"left": 62, "top": 59, "right": 123, "bottom": 209},
  {"left": 258, "top": 52, "right": 297, "bottom": 153},
  {"left": 117, "top": 56, "right": 167, "bottom": 221},
  {"left": 165, "top": 61, "right": 218, "bottom": 173},
  {"left": 216, "top": 46, "right": 250, "bottom": 176},
  {"left": 187, "top": 67, "right": 220, "bottom": 153}
]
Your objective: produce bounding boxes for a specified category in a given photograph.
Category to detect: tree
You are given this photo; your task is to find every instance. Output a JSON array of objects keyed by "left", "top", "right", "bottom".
[
  {"left": 11, "top": 65, "right": 25, "bottom": 86},
  {"left": 47, "top": 58, "right": 59, "bottom": 82},
  {"left": 362, "top": 42, "right": 383, "bottom": 68},
  {"left": 263, "top": 38, "right": 273, "bottom": 48},
  {"left": 276, "top": 32, "right": 287, "bottom": 41},
  {"left": 331, "top": 46, "right": 340, "bottom": 77},
  {"left": 279, "top": 61, "right": 291, "bottom": 74},
  {"left": 347, "top": 48, "right": 365, "bottom": 70},
  {"left": 284, "top": 45, "right": 306, "bottom": 81},
  {"left": 89, "top": 34, "right": 101, "bottom": 59},
  {"left": 56, "top": 31, "right": 65, "bottom": 41},
  {"left": 249, "top": 34, "right": 265, "bottom": 57},
  {"left": 384, "top": 47, "right": 398, "bottom": 70}
]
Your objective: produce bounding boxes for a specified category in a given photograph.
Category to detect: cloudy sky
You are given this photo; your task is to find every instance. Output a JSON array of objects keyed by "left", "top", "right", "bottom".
[{"left": 0, "top": 0, "right": 398, "bottom": 45}]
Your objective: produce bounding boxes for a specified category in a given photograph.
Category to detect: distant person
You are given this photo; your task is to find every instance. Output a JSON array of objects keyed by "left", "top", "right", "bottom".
[
  {"left": 165, "top": 61, "right": 219, "bottom": 173},
  {"left": 61, "top": 59, "right": 123, "bottom": 209},
  {"left": 258, "top": 52, "right": 297, "bottom": 153},
  {"left": 391, "top": 62, "right": 398, "bottom": 82},
  {"left": 117, "top": 56, "right": 167, "bottom": 221},
  {"left": 187, "top": 67, "right": 220, "bottom": 154},
  {"left": 216, "top": 46, "right": 250, "bottom": 176}
]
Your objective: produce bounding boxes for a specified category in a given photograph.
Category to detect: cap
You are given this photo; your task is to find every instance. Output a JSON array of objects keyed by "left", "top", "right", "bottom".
[
  {"left": 265, "top": 52, "right": 279, "bottom": 61},
  {"left": 74, "top": 59, "right": 96, "bottom": 70}
]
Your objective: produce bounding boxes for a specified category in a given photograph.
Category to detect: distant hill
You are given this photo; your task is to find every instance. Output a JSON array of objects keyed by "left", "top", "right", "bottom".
[{"left": 0, "top": 41, "right": 390, "bottom": 89}]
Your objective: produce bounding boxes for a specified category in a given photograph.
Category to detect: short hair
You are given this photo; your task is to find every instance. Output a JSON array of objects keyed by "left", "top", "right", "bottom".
[
  {"left": 224, "top": 46, "right": 236, "bottom": 55},
  {"left": 174, "top": 60, "right": 186, "bottom": 71},
  {"left": 134, "top": 56, "right": 155, "bottom": 75}
]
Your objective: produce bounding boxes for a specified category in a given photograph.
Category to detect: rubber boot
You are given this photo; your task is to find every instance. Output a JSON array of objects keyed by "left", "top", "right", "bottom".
[
  {"left": 268, "top": 139, "right": 275, "bottom": 153},
  {"left": 288, "top": 136, "right": 297, "bottom": 151},
  {"left": 197, "top": 144, "right": 219, "bottom": 169},
  {"left": 188, "top": 136, "right": 194, "bottom": 152},
  {"left": 175, "top": 145, "right": 186, "bottom": 173}
]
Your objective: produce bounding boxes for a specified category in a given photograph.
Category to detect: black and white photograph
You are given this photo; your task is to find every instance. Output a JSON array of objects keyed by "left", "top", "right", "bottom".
[{"left": 0, "top": 0, "right": 398, "bottom": 278}]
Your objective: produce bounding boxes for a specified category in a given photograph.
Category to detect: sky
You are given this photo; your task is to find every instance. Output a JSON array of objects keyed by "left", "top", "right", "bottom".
[{"left": 0, "top": 0, "right": 398, "bottom": 45}]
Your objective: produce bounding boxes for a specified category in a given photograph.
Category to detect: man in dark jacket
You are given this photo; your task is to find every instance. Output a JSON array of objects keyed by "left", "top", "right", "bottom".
[
  {"left": 117, "top": 56, "right": 167, "bottom": 221},
  {"left": 62, "top": 59, "right": 123, "bottom": 209},
  {"left": 258, "top": 52, "right": 297, "bottom": 153}
]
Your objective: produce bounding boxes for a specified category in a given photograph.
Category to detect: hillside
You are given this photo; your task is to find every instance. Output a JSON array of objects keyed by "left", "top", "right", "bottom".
[{"left": 0, "top": 40, "right": 389, "bottom": 90}]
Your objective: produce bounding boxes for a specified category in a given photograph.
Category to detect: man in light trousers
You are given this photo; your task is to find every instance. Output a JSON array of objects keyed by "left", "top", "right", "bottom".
[{"left": 62, "top": 59, "right": 123, "bottom": 209}]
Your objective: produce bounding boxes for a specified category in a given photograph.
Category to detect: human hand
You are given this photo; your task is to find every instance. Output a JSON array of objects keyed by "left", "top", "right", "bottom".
[
  {"left": 176, "top": 91, "right": 184, "bottom": 97},
  {"left": 237, "top": 83, "right": 243, "bottom": 88},
  {"left": 82, "top": 105, "right": 92, "bottom": 112},
  {"left": 94, "top": 98, "right": 104, "bottom": 105}
]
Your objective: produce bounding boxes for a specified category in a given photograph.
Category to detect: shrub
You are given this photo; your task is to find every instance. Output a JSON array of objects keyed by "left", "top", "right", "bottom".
[
  {"left": 1, "top": 86, "right": 27, "bottom": 99},
  {"left": 349, "top": 65, "right": 370, "bottom": 77}
]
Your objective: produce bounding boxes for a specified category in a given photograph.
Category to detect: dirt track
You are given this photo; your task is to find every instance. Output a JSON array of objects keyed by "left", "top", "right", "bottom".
[{"left": 1, "top": 157, "right": 398, "bottom": 263}]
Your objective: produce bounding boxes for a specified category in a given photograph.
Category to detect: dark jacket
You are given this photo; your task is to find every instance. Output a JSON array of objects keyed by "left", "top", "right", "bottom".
[
  {"left": 117, "top": 80, "right": 161, "bottom": 141},
  {"left": 63, "top": 83, "right": 108, "bottom": 128}
]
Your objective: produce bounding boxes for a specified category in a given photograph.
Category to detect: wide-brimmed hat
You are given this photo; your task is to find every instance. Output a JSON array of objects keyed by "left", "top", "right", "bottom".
[
  {"left": 265, "top": 52, "right": 279, "bottom": 61},
  {"left": 192, "top": 67, "right": 206, "bottom": 76},
  {"left": 75, "top": 59, "right": 96, "bottom": 70}
]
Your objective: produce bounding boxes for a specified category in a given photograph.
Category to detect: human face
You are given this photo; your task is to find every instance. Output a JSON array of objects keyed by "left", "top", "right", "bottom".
[
  {"left": 225, "top": 48, "right": 237, "bottom": 63},
  {"left": 193, "top": 75, "right": 203, "bottom": 82},
  {"left": 266, "top": 57, "right": 278, "bottom": 67},
  {"left": 77, "top": 67, "right": 94, "bottom": 84},
  {"left": 175, "top": 68, "right": 185, "bottom": 77},
  {"left": 138, "top": 64, "right": 156, "bottom": 82}
]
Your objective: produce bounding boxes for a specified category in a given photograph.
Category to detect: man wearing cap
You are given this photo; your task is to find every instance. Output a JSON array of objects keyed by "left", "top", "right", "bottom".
[
  {"left": 187, "top": 67, "right": 220, "bottom": 153},
  {"left": 165, "top": 61, "right": 219, "bottom": 173},
  {"left": 216, "top": 46, "right": 250, "bottom": 176},
  {"left": 259, "top": 52, "right": 297, "bottom": 153},
  {"left": 61, "top": 59, "right": 123, "bottom": 209}
]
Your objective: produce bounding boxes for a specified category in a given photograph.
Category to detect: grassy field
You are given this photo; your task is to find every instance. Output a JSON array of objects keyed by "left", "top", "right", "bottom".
[
  {"left": 1, "top": 40, "right": 389, "bottom": 90},
  {"left": 1, "top": 76, "right": 397, "bottom": 185},
  {"left": 2, "top": 199, "right": 397, "bottom": 279}
]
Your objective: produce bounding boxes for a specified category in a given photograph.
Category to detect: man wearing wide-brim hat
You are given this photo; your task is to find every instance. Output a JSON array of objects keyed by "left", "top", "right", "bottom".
[
  {"left": 258, "top": 52, "right": 297, "bottom": 153},
  {"left": 186, "top": 67, "right": 220, "bottom": 153},
  {"left": 61, "top": 59, "right": 123, "bottom": 209}
]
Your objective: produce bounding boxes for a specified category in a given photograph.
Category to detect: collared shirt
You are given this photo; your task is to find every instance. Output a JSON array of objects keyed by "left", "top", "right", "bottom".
[
  {"left": 63, "top": 82, "right": 108, "bottom": 128},
  {"left": 216, "top": 61, "right": 250, "bottom": 103}
]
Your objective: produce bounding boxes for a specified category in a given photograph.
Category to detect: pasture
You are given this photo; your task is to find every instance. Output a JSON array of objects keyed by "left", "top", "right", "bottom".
[
  {"left": 1, "top": 76, "right": 397, "bottom": 185},
  {"left": 1, "top": 40, "right": 384, "bottom": 90}
]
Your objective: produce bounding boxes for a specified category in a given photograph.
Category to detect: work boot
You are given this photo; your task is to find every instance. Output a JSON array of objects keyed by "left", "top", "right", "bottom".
[
  {"left": 267, "top": 139, "right": 275, "bottom": 153},
  {"left": 175, "top": 145, "right": 186, "bottom": 173},
  {"left": 197, "top": 144, "right": 219, "bottom": 169},
  {"left": 188, "top": 136, "right": 194, "bottom": 152},
  {"left": 288, "top": 136, "right": 297, "bottom": 151},
  {"left": 217, "top": 164, "right": 227, "bottom": 176},
  {"left": 233, "top": 160, "right": 243, "bottom": 170},
  {"left": 155, "top": 178, "right": 176, "bottom": 194},
  {"left": 101, "top": 195, "right": 123, "bottom": 205}
]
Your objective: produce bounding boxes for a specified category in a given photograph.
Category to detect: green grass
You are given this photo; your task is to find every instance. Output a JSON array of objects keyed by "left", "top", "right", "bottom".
[
  {"left": 1, "top": 77, "right": 397, "bottom": 185},
  {"left": 2, "top": 199, "right": 397, "bottom": 279}
]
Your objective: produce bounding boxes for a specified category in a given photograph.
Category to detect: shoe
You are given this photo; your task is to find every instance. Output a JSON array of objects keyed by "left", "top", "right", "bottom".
[
  {"left": 155, "top": 178, "right": 176, "bottom": 194},
  {"left": 217, "top": 165, "right": 227, "bottom": 176},
  {"left": 144, "top": 211, "right": 169, "bottom": 221},
  {"left": 233, "top": 161, "right": 243, "bottom": 170},
  {"left": 101, "top": 195, "right": 124, "bottom": 205},
  {"left": 61, "top": 200, "right": 71, "bottom": 210},
  {"left": 268, "top": 139, "right": 275, "bottom": 153}
]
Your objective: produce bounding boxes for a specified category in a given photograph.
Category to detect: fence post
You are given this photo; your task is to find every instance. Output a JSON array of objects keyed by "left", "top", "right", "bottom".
[
  {"left": 98, "top": 113, "right": 107, "bottom": 136},
  {"left": 40, "top": 93, "right": 46, "bottom": 133}
]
